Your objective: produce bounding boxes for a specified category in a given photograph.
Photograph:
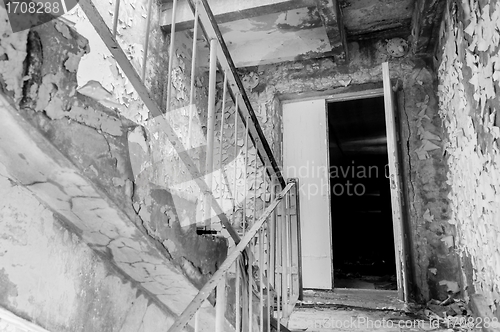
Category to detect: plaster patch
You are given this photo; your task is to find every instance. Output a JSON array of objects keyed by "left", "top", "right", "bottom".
[
  {"left": 0, "top": 7, "right": 28, "bottom": 102},
  {"left": 439, "top": 280, "right": 460, "bottom": 294}
]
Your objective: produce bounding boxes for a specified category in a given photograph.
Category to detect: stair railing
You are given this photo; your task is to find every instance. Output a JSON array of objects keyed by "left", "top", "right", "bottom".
[{"left": 78, "top": 0, "right": 302, "bottom": 330}]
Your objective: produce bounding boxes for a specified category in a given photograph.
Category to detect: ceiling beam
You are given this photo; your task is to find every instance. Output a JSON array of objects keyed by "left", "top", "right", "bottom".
[
  {"left": 160, "top": 0, "right": 317, "bottom": 33},
  {"left": 315, "top": 0, "right": 348, "bottom": 61},
  {"left": 409, "top": 0, "right": 446, "bottom": 55}
]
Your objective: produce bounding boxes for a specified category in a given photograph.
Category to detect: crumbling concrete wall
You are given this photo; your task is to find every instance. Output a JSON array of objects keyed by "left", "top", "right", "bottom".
[
  {"left": 0, "top": 172, "right": 175, "bottom": 332},
  {"left": 71, "top": 6, "right": 227, "bottom": 287},
  {"left": 237, "top": 40, "right": 460, "bottom": 302},
  {"left": 0, "top": 2, "right": 228, "bottom": 326},
  {"left": 435, "top": 0, "right": 500, "bottom": 318}
]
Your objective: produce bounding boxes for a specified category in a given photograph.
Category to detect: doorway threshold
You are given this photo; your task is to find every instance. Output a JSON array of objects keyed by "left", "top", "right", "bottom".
[{"left": 297, "top": 289, "right": 406, "bottom": 312}]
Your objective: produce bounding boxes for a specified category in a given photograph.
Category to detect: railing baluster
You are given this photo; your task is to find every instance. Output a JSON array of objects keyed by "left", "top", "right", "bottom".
[
  {"left": 166, "top": 0, "right": 178, "bottom": 113},
  {"left": 218, "top": 72, "right": 228, "bottom": 210},
  {"left": 276, "top": 194, "right": 282, "bottom": 332},
  {"left": 202, "top": 38, "right": 218, "bottom": 229},
  {"left": 233, "top": 100, "right": 241, "bottom": 332},
  {"left": 264, "top": 175, "right": 271, "bottom": 332},
  {"left": 233, "top": 97, "right": 239, "bottom": 220},
  {"left": 282, "top": 194, "right": 290, "bottom": 319},
  {"left": 253, "top": 148, "right": 258, "bottom": 224},
  {"left": 141, "top": 0, "right": 153, "bottom": 81},
  {"left": 215, "top": 277, "right": 226, "bottom": 332},
  {"left": 194, "top": 310, "right": 199, "bottom": 332},
  {"left": 187, "top": 1, "right": 199, "bottom": 147},
  {"left": 112, "top": 0, "right": 120, "bottom": 37},
  {"left": 235, "top": 257, "right": 241, "bottom": 332},
  {"left": 167, "top": 183, "right": 294, "bottom": 332},
  {"left": 243, "top": 114, "right": 250, "bottom": 234},
  {"left": 259, "top": 228, "right": 264, "bottom": 332},
  {"left": 248, "top": 240, "right": 253, "bottom": 332},
  {"left": 185, "top": 0, "right": 285, "bottom": 188},
  {"left": 270, "top": 180, "right": 276, "bottom": 289}
]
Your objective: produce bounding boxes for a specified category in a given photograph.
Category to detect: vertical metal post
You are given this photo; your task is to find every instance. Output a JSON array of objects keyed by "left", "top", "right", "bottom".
[
  {"left": 112, "top": 0, "right": 120, "bottom": 37},
  {"left": 235, "top": 257, "right": 241, "bottom": 332},
  {"left": 232, "top": 97, "right": 239, "bottom": 216},
  {"left": 166, "top": 0, "right": 178, "bottom": 113},
  {"left": 233, "top": 100, "right": 241, "bottom": 332},
  {"left": 282, "top": 193, "right": 290, "bottom": 319},
  {"left": 141, "top": 0, "right": 154, "bottom": 81},
  {"left": 215, "top": 277, "right": 226, "bottom": 332},
  {"left": 269, "top": 179, "right": 277, "bottom": 288},
  {"left": 187, "top": 1, "right": 199, "bottom": 147},
  {"left": 242, "top": 114, "right": 250, "bottom": 234},
  {"left": 259, "top": 228, "right": 264, "bottom": 332},
  {"left": 218, "top": 73, "right": 228, "bottom": 207},
  {"left": 194, "top": 311, "right": 199, "bottom": 332},
  {"left": 276, "top": 197, "right": 282, "bottom": 332},
  {"left": 248, "top": 240, "right": 253, "bottom": 332},
  {"left": 202, "top": 38, "right": 218, "bottom": 229},
  {"left": 253, "top": 149, "right": 258, "bottom": 228},
  {"left": 263, "top": 174, "right": 271, "bottom": 332}
]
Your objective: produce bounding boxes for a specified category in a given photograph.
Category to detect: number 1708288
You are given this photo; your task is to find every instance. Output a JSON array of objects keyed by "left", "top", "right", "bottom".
[{"left": 5, "top": 1, "right": 65, "bottom": 15}]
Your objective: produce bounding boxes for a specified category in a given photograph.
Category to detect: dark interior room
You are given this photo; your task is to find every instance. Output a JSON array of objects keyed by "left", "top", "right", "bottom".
[{"left": 328, "top": 96, "right": 397, "bottom": 290}]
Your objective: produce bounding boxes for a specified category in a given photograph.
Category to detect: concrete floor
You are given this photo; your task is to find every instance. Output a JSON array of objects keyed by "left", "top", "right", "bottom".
[
  {"left": 288, "top": 306, "right": 474, "bottom": 332},
  {"left": 299, "top": 289, "right": 405, "bottom": 311},
  {"left": 287, "top": 290, "right": 482, "bottom": 332}
]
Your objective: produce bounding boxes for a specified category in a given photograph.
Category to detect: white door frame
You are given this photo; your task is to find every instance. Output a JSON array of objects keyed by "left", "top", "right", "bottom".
[{"left": 281, "top": 82, "right": 408, "bottom": 301}]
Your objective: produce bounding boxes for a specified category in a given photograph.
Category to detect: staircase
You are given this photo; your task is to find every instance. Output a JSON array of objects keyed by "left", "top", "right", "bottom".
[{"left": 80, "top": 0, "right": 302, "bottom": 331}]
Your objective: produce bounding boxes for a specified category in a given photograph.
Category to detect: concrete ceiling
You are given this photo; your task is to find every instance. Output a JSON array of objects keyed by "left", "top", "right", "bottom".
[
  {"left": 341, "top": 0, "right": 414, "bottom": 39},
  {"left": 160, "top": 0, "right": 444, "bottom": 67}
]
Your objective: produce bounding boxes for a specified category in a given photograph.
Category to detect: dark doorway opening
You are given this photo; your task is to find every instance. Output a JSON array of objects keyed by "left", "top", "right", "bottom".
[{"left": 328, "top": 96, "right": 397, "bottom": 291}]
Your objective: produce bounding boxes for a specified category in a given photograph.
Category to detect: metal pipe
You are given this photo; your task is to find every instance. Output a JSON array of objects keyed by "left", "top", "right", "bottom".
[
  {"left": 112, "top": 0, "right": 120, "bottom": 37},
  {"left": 282, "top": 194, "right": 289, "bottom": 319},
  {"left": 202, "top": 38, "right": 218, "bottom": 229},
  {"left": 259, "top": 228, "right": 264, "bottom": 332},
  {"left": 215, "top": 277, "right": 226, "bottom": 332},
  {"left": 253, "top": 147, "right": 258, "bottom": 227},
  {"left": 232, "top": 97, "right": 239, "bottom": 218},
  {"left": 235, "top": 257, "right": 241, "bottom": 332},
  {"left": 263, "top": 174, "right": 271, "bottom": 332},
  {"left": 219, "top": 72, "right": 228, "bottom": 206},
  {"left": 269, "top": 179, "right": 277, "bottom": 289},
  {"left": 248, "top": 239, "right": 253, "bottom": 332},
  {"left": 187, "top": 1, "right": 199, "bottom": 147},
  {"left": 166, "top": 0, "right": 178, "bottom": 113},
  {"left": 242, "top": 114, "right": 249, "bottom": 234},
  {"left": 276, "top": 198, "right": 282, "bottom": 332},
  {"left": 141, "top": 0, "right": 154, "bottom": 81},
  {"left": 194, "top": 311, "right": 199, "bottom": 332}
]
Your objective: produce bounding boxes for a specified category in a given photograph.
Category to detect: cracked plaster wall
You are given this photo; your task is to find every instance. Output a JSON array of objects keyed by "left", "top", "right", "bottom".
[
  {"left": 0, "top": 1, "right": 229, "bottom": 325},
  {"left": 0, "top": 169, "right": 175, "bottom": 332},
  {"left": 436, "top": 0, "right": 500, "bottom": 318},
  {"left": 236, "top": 40, "right": 460, "bottom": 302}
]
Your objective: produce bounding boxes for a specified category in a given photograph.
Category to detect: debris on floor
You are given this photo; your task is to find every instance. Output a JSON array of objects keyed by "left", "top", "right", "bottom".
[
  {"left": 288, "top": 289, "right": 495, "bottom": 331},
  {"left": 413, "top": 297, "right": 499, "bottom": 331}
]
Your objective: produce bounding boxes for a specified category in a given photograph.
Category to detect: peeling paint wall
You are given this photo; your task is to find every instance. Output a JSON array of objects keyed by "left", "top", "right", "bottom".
[
  {"left": 0, "top": 169, "right": 174, "bottom": 332},
  {"left": 0, "top": 2, "right": 228, "bottom": 327},
  {"left": 236, "top": 40, "right": 460, "bottom": 302},
  {"left": 436, "top": 0, "right": 500, "bottom": 318}
]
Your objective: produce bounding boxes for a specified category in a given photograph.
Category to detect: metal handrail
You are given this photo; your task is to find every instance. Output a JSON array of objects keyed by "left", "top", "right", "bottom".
[
  {"left": 78, "top": 0, "right": 301, "bottom": 331},
  {"left": 168, "top": 183, "right": 295, "bottom": 332},
  {"left": 185, "top": 0, "right": 285, "bottom": 189}
]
